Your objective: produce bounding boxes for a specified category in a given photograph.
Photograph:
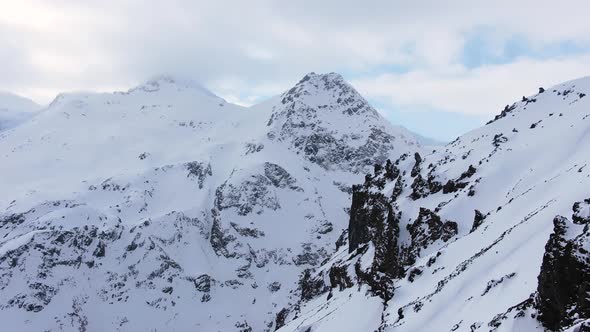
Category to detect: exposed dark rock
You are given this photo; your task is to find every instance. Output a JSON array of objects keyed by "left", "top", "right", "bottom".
[
  {"left": 335, "top": 229, "right": 348, "bottom": 250},
  {"left": 457, "top": 165, "right": 477, "bottom": 181},
  {"left": 426, "top": 174, "right": 443, "bottom": 193},
  {"left": 481, "top": 272, "right": 516, "bottom": 296},
  {"left": 185, "top": 161, "right": 212, "bottom": 189},
  {"left": 392, "top": 176, "right": 403, "bottom": 201},
  {"left": 274, "top": 308, "right": 289, "bottom": 331},
  {"left": 402, "top": 208, "right": 458, "bottom": 266},
  {"left": 407, "top": 267, "right": 423, "bottom": 282},
  {"left": 573, "top": 198, "right": 590, "bottom": 224},
  {"left": 263, "top": 162, "right": 302, "bottom": 191},
  {"left": 293, "top": 243, "right": 329, "bottom": 266},
  {"left": 267, "top": 281, "right": 281, "bottom": 293},
  {"left": 209, "top": 209, "right": 236, "bottom": 257},
  {"left": 384, "top": 159, "right": 400, "bottom": 181},
  {"left": 230, "top": 222, "right": 265, "bottom": 238},
  {"left": 235, "top": 320, "right": 253, "bottom": 332},
  {"left": 492, "top": 134, "right": 508, "bottom": 148},
  {"left": 410, "top": 174, "right": 427, "bottom": 200},
  {"left": 442, "top": 180, "right": 468, "bottom": 194},
  {"left": 329, "top": 265, "right": 353, "bottom": 291},
  {"left": 193, "top": 274, "right": 213, "bottom": 293},
  {"left": 486, "top": 103, "right": 517, "bottom": 124},
  {"left": 0, "top": 213, "right": 26, "bottom": 229},
  {"left": 299, "top": 269, "right": 328, "bottom": 301},
  {"left": 354, "top": 261, "right": 394, "bottom": 301},
  {"left": 410, "top": 169, "right": 448, "bottom": 199},
  {"left": 244, "top": 142, "right": 264, "bottom": 154},
  {"left": 348, "top": 182, "right": 404, "bottom": 278},
  {"left": 215, "top": 175, "right": 281, "bottom": 216},
  {"left": 470, "top": 210, "right": 486, "bottom": 233},
  {"left": 93, "top": 241, "right": 106, "bottom": 257},
  {"left": 536, "top": 208, "right": 590, "bottom": 330},
  {"left": 488, "top": 295, "right": 535, "bottom": 330},
  {"left": 411, "top": 152, "right": 422, "bottom": 177}
]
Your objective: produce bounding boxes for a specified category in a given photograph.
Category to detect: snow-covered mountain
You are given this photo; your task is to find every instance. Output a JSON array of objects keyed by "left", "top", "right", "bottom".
[
  {"left": 277, "top": 79, "right": 590, "bottom": 332},
  {"left": 2, "top": 72, "right": 589, "bottom": 332},
  {"left": 0, "top": 73, "right": 422, "bottom": 331},
  {"left": 0, "top": 92, "right": 41, "bottom": 132}
]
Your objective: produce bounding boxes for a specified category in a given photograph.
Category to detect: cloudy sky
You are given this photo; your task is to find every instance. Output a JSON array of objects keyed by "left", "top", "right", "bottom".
[{"left": 2, "top": 0, "right": 590, "bottom": 140}]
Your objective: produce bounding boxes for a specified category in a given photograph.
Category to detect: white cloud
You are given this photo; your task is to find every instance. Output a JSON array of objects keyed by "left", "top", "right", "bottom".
[
  {"left": 1, "top": 0, "right": 590, "bottom": 119},
  {"left": 351, "top": 55, "right": 590, "bottom": 117}
]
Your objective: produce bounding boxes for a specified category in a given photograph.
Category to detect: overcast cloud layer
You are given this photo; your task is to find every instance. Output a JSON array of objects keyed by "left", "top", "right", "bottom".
[{"left": 2, "top": 0, "right": 589, "bottom": 140}]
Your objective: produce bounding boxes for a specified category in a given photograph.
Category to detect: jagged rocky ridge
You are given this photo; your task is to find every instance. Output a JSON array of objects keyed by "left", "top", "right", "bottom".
[
  {"left": 278, "top": 77, "right": 590, "bottom": 332},
  {"left": 0, "top": 73, "right": 423, "bottom": 331}
]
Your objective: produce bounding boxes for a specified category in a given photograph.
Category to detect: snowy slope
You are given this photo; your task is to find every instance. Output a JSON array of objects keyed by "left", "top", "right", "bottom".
[
  {"left": 0, "top": 73, "right": 423, "bottom": 331},
  {"left": 0, "top": 92, "right": 41, "bottom": 132},
  {"left": 278, "top": 79, "right": 590, "bottom": 332}
]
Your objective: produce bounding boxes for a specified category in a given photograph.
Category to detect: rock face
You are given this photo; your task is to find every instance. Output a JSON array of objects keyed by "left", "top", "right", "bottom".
[
  {"left": 402, "top": 208, "right": 458, "bottom": 266},
  {"left": 348, "top": 164, "right": 404, "bottom": 279},
  {"left": 536, "top": 200, "right": 590, "bottom": 330}
]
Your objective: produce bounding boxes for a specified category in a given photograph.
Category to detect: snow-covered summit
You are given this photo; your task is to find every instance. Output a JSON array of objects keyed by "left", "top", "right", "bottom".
[
  {"left": 266, "top": 72, "right": 421, "bottom": 172},
  {"left": 127, "top": 75, "right": 223, "bottom": 100}
]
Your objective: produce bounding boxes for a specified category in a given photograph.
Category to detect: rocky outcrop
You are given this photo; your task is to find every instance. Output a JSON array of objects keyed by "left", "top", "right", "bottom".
[
  {"left": 298, "top": 269, "right": 328, "bottom": 301},
  {"left": 348, "top": 171, "right": 404, "bottom": 279},
  {"left": 328, "top": 265, "right": 353, "bottom": 291},
  {"left": 486, "top": 103, "right": 517, "bottom": 124},
  {"left": 536, "top": 199, "right": 590, "bottom": 330},
  {"left": 411, "top": 164, "right": 476, "bottom": 199},
  {"left": 470, "top": 209, "right": 486, "bottom": 233},
  {"left": 573, "top": 198, "right": 590, "bottom": 224},
  {"left": 402, "top": 208, "right": 458, "bottom": 266},
  {"left": 410, "top": 152, "right": 422, "bottom": 177},
  {"left": 185, "top": 161, "right": 212, "bottom": 189},
  {"left": 263, "top": 163, "right": 302, "bottom": 191}
]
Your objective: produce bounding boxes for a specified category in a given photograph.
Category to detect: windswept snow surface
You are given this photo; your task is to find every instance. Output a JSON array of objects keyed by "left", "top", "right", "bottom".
[{"left": 0, "top": 73, "right": 422, "bottom": 331}]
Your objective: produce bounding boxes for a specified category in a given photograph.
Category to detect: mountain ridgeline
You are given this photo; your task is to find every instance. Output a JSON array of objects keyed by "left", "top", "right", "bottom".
[{"left": 1, "top": 73, "right": 589, "bottom": 332}]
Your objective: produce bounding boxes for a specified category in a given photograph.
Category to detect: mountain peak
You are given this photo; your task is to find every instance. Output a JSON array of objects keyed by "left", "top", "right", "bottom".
[
  {"left": 296, "top": 72, "right": 344, "bottom": 86},
  {"left": 129, "top": 75, "right": 220, "bottom": 99},
  {"left": 279, "top": 72, "right": 372, "bottom": 116},
  {"left": 265, "top": 72, "right": 420, "bottom": 172}
]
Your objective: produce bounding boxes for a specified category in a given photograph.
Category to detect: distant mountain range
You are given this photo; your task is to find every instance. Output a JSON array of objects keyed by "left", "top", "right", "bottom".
[{"left": 0, "top": 92, "right": 41, "bottom": 132}]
